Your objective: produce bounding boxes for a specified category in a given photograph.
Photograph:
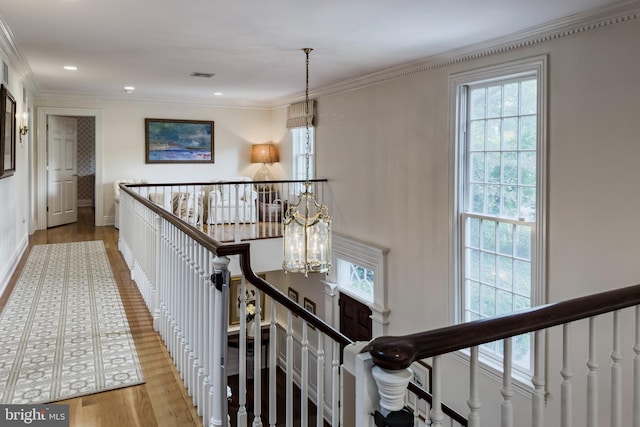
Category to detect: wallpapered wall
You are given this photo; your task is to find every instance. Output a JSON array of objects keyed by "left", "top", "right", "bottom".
[{"left": 77, "top": 116, "right": 95, "bottom": 206}]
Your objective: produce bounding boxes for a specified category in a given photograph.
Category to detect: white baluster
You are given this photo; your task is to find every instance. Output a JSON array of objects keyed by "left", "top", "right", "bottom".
[
  {"left": 587, "top": 317, "right": 598, "bottom": 427},
  {"left": 468, "top": 346, "right": 481, "bottom": 427},
  {"left": 501, "top": 338, "right": 514, "bottom": 427},
  {"left": 269, "top": 301, "right": 277, "bottom": 427},
  {"left": 253, "top": 290, "right": 263, "bottom": 427},
  {"left": 237, "top": 277, "right": 248, "bottom": 427},
  {"left": 611, "top": 310, "right": 622, "bottom": 427},
  {"left": 316, "top": 331, "right": 324, "bottom": 427},
  {"left": 210, "top": 256, "right": 230, "bottom": 427},
  {"left": 531, "top": 331, "right": 545, "bottom": 427},
  {"left": 301, "top": 322, "right": 309, "bottom": 427},
  {"left": 430, "top": 355, "right": 444, "bottom": 427},
  {"left": 153, "top": 216, "right": 162, "bottom": 331},
  {"left": 634, "top": 307, "right": 640, "bottom": 427},
  {"left": 286, "top": 311, "right": 294, "bottom": 427},
  {"left": 332, "top": 341, "right": 340, "bottom": 427},
  {"left": 560, "top": 325, "right": 572, "bottom": 427}
]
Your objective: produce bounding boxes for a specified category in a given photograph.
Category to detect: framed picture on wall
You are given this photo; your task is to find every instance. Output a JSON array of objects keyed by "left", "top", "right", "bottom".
[
  {"left": 145, "top": 118, "right": 214, "bottom": 164},
  {"left": 303, "top": 297, "right": 316, "bottom": 330},
  {"left": 229, "top": 275, "right": 266, "bottom": 325},
  {"left": 0, "top": 84, "right": 16, "bottom": 179}
]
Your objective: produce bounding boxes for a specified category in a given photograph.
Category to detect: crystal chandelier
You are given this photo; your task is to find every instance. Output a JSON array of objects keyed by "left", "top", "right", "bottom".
[{"left": 283, "top": 48, "right": 332, "bottom": 277}]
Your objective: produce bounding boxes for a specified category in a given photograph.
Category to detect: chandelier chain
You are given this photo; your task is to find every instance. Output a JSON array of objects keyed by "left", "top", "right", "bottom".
[{"left": 304, "top": 48, "right": 312, "bottom": 192}]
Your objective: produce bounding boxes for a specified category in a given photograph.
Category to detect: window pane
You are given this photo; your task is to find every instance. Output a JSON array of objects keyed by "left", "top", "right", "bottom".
[
  {"left": 466, "top": 280, "right": 480, "bottom": 312},
  {"left": 520, "top": 116, "right": 536, "bottom": 150},
  {"left": 519, "top": 187, "right": 536, "bottom": 221},
  {"left": 496, "top": 289, "right": 513, "bottom": 314},
  {"left": 518, "top": 151, "right": 536, "bottom": 186},
  {"left": 470, "top": 153, "right": 485, "bottom": 183},
  {"left": 515, "top": 225, "right": 531, "bottom": 260},
  {"left": 486, "top": 152, "right": 500, "bottom": 184},
  {"left": 520, "top": 80, "right": 537, "bottom": 115},
  {"left": 497, "top": 222, "right": 513, "bottom": 256},
  {"left": 470, "top": 121, "right": 485, "bottom": 151},
  {"left": 467, "top": 217, "right": 480, "bottom": 248},
  {"left": 481, "top": 252, "right": 496, "bottom": 285},
  {"left": 496, "top": 256, "right": 513, "bottom": 290},
  {"left": 481, "top": 220, "right": 496, "bottom": 251},
  {"left": 502, "top": 118, "right": 518, "bottom": 150},
  {"left": 480, "top": 284, "right": 496, "bottom": 317},
  {"left": 487, "top": 86, "right": 502, "bottom": 118},
  {"left": 486, "top": 185, "right": 500, "bottom": 216},
  {"left": 470, "top": 88, "right": 486, "bottom": 120},
  {"left": 502, "top": 186, "right": 518, "bottom": 219},
  {"left": 470, "top": 184, "right": 485, "bottom": 213},
  {"left": 501, "top": 152, "right": 517, "bottom": 185},
  {"left": 514, "top": 295, "right": 531, "bottom": 311},
  {"left": 503, "top": 83, "right": 519, "bottom": 116},
  {"left": 513, "top": 333, "right": 531, "bottom": 369},
  {"left": 486, "top": 119, "right": 501, "bottom": 150},
  {"left": 467, "top": 249, "right": 480, "bottom": 281},
  {"left": 514, "top": 260, "right": 531, "bottom": 295}
]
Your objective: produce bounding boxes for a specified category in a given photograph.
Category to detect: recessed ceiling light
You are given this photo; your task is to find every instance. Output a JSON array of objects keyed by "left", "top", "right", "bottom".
[
  {"left": 124, "top": 86, "right": 135, "bottom": 93},
  {"left": 213, "top": 92, "right": 223, "bottom": 96},
  {"left": 63, "top": 65, "right": 78, "bottom": 71},
  {"left": 191, "top": 72, "right": 215, "bottom": 78}
]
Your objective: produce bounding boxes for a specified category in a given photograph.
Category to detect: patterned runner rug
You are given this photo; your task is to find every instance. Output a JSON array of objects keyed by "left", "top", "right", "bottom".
[{"left": 0, "top": 241, "right": 144, "bottom": 404}]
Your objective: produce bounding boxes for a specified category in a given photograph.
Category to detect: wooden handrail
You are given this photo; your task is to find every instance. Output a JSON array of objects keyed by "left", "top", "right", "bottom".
[
  {"left": 130, "top": 178, "right": 328, "bottom": 188},
  {"left": 121, "top": 182, "right": 465, "bottom": 424},
  {"left": 119, "top": 182, "right": 350, "bottom": 346},
  {"left": 365, "top": 283, "right": 640, "bottom": 370}
]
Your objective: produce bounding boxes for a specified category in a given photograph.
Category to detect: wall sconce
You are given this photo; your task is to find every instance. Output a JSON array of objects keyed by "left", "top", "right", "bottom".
[{"left": 19, "top": 111, "right": 28, "bottom": 143}]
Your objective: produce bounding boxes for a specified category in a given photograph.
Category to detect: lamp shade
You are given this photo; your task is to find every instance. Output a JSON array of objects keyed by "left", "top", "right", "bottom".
[{"left": 251, "top": 143, "right": 279, "bottom": 163}]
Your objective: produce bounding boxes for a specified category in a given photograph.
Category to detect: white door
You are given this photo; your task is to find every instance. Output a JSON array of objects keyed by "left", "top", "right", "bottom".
[{"left": 47, "top": 116, "right": 78, "bottom": 227}]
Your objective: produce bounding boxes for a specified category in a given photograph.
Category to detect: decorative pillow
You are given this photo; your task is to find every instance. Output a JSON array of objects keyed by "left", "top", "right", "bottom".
[{"left": 172, "top": 192, "right": 191, "bottom": 217}]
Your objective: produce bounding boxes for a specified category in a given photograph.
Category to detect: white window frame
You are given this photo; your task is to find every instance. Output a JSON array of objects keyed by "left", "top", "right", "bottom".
[
  {"left": 325, "top": 234, "right": 390, "bottom": 338},
  {"left": 449, "top": 56, "right": 547, "bottom": 387}
]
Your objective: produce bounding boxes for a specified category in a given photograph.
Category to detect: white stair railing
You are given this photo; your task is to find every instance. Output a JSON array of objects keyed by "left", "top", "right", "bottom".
[
  {"left": 361, "top": 285, "right": 640, "bottom": 427},
  {"left": 118, "top": 182, "right": 351, "bottom": 427}
]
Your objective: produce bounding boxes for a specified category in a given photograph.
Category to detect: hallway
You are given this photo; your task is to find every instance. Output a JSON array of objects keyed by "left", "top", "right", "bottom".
[{"left": 0, "top": 208, "right": 202, "bottom": 427}]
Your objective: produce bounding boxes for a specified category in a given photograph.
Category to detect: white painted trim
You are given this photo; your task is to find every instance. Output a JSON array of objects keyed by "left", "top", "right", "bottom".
[
  {"left": 36, "top": 107, "right": 103, "bottom": 229},
  {"left": 327, "top": 234, "right": 390, "bottom": 338},
  {"left": 0, "top": 235, "right": 28, "bottom": 299},
  {"left": 1, "top": 1, "right": 635, "bottom": 109}
]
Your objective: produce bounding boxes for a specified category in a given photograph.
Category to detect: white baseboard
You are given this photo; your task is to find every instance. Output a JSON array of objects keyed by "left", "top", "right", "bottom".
[
  {"left": 0, "top": 235, "right": 28, "bottom": 299},
  {"left": 103, "top": 215, "right": 115, "bottom": 226}
]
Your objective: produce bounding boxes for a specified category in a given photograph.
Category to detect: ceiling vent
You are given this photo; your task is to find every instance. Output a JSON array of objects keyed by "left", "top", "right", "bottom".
[{"left": 190, "top": 72, "right": 215, "bottom": 78}]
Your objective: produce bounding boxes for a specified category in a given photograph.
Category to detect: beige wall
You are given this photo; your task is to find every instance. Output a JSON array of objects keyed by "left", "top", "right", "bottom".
[
  {"left": 33, "top": 98, "right": 275, "bottom": 223},
  {"left": 0, "top": 60, "right": 33, "bottom": 296},
  {"left": 305, "top": 17, "right": 640, "bottom": 426},
  {"left": 1, "top": 11, "right": 639, "bottom": 427}
]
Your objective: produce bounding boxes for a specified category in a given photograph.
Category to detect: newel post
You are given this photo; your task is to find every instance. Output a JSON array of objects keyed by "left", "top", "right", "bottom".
[
  {"left": 343, "top": 342, "right": 413, "bottom": 427},
  {"left": 209, "top": 255, "right": 230, "bottom": 427}
]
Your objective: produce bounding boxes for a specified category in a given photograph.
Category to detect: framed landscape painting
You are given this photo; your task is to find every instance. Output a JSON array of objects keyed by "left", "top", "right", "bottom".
[{"left": 145, "top": 118, "right": 214, "bottom": 164}]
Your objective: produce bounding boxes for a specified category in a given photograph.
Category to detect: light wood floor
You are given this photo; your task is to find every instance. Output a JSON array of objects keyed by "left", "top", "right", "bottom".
[{"left": 0, "top": 208, "right": 202, "bottom": 427}]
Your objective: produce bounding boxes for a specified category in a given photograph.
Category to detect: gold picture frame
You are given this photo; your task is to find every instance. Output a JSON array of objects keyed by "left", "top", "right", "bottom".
[{"left": 0, "top": 84, "right": 16, "bottom": 179}]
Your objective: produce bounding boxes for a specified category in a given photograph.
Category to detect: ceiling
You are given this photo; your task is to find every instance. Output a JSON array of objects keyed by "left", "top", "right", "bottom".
[{"left": 0, "top": 0, "right": 629, "bottom": 107}]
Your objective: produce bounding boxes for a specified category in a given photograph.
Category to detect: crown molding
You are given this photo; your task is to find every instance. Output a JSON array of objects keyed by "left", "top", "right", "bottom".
[
  {"left": 271, "top": 0, "right": 640, "bottom": 108},
  {"left": 0, "top": 11, "right": 36, "bottom": 90},
  {"left": 35, "top": 92, "right": 273, "bottom": 110},
  {"left": 10, "top": 0, "right": 640, "bottom": 109}
]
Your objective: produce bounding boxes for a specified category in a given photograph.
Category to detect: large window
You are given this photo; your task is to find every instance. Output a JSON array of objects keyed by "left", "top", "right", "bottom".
[
  {"left": 292, "top": 127, "right": 315, "bottom": 190},
  {"left": 451, "top": 57, "right": 547, "bottom": 377}
]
